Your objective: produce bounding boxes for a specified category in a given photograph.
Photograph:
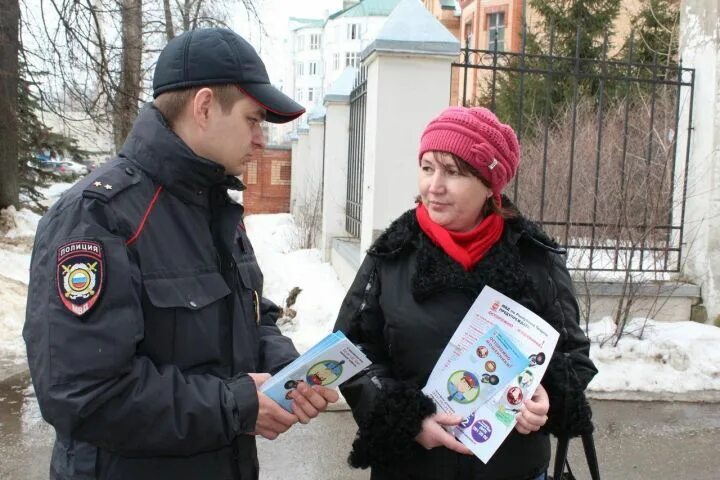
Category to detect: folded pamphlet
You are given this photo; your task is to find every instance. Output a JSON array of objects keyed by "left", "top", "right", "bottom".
[
  {"left": 423, "top": 286, "right": 560, "bottom": 463},
  {"left": 260, "top": 331, "right": 371, "bottom": 412}
]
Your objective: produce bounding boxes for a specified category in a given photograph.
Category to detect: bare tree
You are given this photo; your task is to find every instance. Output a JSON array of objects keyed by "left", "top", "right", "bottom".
[
  {"left": 0, "top": 0, "right": 20, "bottom": 208},
  {"left": 113, "top": 0, "right": 142, "bottom": 150},
  {"left": 22, "top": 0, "right": 262, "bottom": 153}
]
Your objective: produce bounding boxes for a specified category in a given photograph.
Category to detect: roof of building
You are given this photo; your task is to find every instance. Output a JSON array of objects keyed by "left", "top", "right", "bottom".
[
  {"left": 328, "top": 0, "right": 402, "bottom": 20},
  {"left": 290, "top": 17, "right": 325, "bottom": 30},
  {"left": 361, "top": 0, "right": 459, "bottom": 59}
]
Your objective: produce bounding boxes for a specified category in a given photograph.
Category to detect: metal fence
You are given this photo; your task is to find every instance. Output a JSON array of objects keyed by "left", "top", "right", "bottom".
[
  {"left": 453, "top": 27, "right": 695, "bottom": 273},
  {"left": 345, "top": 66, "right": 367, "bottom": 238}
]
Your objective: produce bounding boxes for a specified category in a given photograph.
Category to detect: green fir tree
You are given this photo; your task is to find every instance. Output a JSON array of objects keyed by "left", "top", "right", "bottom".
[{"left": 17, "top": 66, "right": 85, "bottom": 212}]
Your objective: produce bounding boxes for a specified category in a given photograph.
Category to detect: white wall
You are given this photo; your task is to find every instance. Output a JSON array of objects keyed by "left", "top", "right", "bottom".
[
  {"left": 290, "top": 129, "right": 311, "bottom": 216},
  {"left": 679, "top": 0, "right": 720, "bottom": 321},
  {"left": 321, "top": 101, "right": 351, "bottom": 259},
  {"left": 290, "top": 25, "right": 325, "bottom": 127},
  {"left": 322, "top": 16, "right": 390, "bottom": 93},
  {"left": 360, "top": 52, "right": 457, "bottom": 254},
  {"left": 41, "top": 110, "right": 115, "bottom": 161}
]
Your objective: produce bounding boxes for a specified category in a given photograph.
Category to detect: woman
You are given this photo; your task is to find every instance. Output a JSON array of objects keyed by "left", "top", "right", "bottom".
[{"left": 333, "top": 107, "right": 597, "bottom": 480}]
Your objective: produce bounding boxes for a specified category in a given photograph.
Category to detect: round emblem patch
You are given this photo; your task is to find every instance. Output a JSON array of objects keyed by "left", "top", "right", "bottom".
[{"left": 57, "top": 240, "right": 104, "bottom": 316}]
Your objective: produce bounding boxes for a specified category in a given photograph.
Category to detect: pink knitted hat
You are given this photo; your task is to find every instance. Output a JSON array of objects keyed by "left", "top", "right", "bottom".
[{"left": 418, "top": 107, "right": 521, "bottom": 195}]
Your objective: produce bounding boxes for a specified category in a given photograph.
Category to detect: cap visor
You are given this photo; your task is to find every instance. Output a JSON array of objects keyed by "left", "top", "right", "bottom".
[{"left": 237, "top": 83, "right": 305, "bottom": 124}]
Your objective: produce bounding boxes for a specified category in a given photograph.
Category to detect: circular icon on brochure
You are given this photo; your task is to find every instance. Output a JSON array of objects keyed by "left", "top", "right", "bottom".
[
  {"left": 529, "top": 352, "right": 547, "bottom": 367},
  {"left": 446, "top": 370, "right": 480, "bottom": 404},
  {"left": 476, "top": 345, "right": 489, "bottom": 358},
  {"left": 471, "top": 419, "right": 493, "bottom": 443},
  {"left": 506, "top": 386, "right": 523, "bottom": 406},
  {"left": 459, "top": 413, "right": 476, "bottom": 429},
  {"left": 518, "top": 370, "right": 534, "bottom": 388},
  {"left": 491, "top": 300, "right": 501, "bottom": 311},
  {"left": 306, "top": 360, "right": 345, "bottom": 386},
  {"left": 485, "top": 360, "right": 497, "bottom": 372},
  {"left": 481, "top": 373, "right": 500, "bottom": 385}
]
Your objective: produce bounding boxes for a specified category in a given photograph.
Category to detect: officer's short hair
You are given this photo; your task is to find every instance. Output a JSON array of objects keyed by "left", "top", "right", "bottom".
[{"left": 154, "top": 84, "right": 244, "bottom": 127}]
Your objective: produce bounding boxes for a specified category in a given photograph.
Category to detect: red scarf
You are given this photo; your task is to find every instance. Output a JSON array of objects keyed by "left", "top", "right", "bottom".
[{"left": 416, "top": 202, "right": 504, "bottom": 271}]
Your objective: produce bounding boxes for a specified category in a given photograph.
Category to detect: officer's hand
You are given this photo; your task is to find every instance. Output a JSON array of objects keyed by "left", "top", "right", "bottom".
[
  {"left": 288, "top": 382, "right": 340, "bottom": 424},
  {"left": 254, "top": 391, "right": 298, "bottom": 440},
  {"left": 515, "top": 384, "right": 549, "bottom": 434},
  {"left": 248, "top": 373, "right": 271, "bottom": 389}
]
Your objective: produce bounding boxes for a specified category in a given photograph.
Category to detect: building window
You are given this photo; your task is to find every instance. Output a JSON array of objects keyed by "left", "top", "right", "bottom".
[
  {"left": 345, "top": 52, "right": 359, "bottom": 68},
  {"left": 333, "top": 53, "right": 340, "bottom": 70},
  {"left": 272, "top": 161, "right": 291, "bottom": 186},
  {"left": 347, "top": 23, "right": 360, "bottom": 40},
  {"left": 296, "top": 62, "right": 304, "bottom": 76},
  {"left": 309, "top": 61, "right": 318, "bottom": 75},
  {"left": 487, "top": 12, "right": 505, "bottom": 51},
  {"left": 308, "top": 88, "right": 315, "bottom": 102},
  {"left": 310, "top": 33, "right": 321, "bottom": 50},
  {"left": 296, "top": 88, "right": 304, "bottom": 101},
  {"left": 296, "top": 35, "right": 305, "bottom": 51},
  {"left": 464, "top": 20, "right": 474, "bottom": 46},
  {"left": 245, "top": 160, "right": 258, "bottom": 185}
]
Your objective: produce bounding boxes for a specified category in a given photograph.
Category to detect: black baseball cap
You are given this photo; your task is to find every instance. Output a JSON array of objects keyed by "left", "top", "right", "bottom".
[{"left": 153, "top": 28, "right": 304, "bottom": 124}]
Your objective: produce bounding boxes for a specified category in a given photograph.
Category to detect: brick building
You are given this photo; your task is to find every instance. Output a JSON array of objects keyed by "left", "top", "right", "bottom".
[{"left": 243, "top": 146, "right": 292, "bottom": 214}]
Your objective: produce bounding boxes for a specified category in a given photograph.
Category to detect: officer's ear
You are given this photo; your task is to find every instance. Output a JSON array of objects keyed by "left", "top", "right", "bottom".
[{"left": 191, "top": 88, "right": 215, "bottom": 130}]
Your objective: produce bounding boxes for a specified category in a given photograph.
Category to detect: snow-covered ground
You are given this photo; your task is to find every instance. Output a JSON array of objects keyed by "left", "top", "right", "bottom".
[
  {"left": 1, "top": 181, "right": 719, "bottom": 398},
  {"left": 244, "top": 214, "right": 347, "bottom": 353}
]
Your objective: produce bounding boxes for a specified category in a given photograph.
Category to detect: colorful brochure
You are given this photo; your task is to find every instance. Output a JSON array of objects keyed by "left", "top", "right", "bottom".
[
  {"left": 422, "top": 325, "right": 529, "bottom": 419},
  {"left": 260, "top": 331, "right": 371, "bottom": 412},
  {"left": 424, "top": 286, "right": 559, "bottom": 463}
]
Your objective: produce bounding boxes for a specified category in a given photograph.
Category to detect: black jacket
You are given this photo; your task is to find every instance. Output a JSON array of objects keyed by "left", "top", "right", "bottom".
[
  {"left": 333, "top": 207, "right": 597, "bottom": 480},
  {"left": 23, "top": 105, "right": 299, "bottom": 480}
]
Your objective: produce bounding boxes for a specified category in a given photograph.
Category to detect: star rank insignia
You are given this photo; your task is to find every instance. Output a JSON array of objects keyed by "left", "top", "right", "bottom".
[
  {"left": 94, "top": 181, "right": 102, "bottom": 187},
  {"left": 104, "top": 184, "right": 113, "bottom": 190},
  {"left": 56, "top": 240, "right": 105, "bottom": 317}
]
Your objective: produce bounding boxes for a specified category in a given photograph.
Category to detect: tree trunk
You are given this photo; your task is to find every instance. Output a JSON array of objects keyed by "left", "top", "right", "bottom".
[
  {"left": 163, "top": 0, "right": 175, "bottom": 41},
  {"left": 182, "top": 0, "right": 191, "bottom": 31},
  {"left": 113, "top": 0, "right": 143, "bottom": 151},
  {"left": 0, "top": 0, "right": 20, "bottom": 209}
]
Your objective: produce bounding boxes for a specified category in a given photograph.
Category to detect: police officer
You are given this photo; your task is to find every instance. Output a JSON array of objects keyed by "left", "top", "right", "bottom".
[{"left": 23, "top": 28, "right": 338, "bottom": 480}]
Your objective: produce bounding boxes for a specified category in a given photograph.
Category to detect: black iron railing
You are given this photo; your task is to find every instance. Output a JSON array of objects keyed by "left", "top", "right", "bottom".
[
  {"left": 453, "top": 26, "right": 695, "bottom": 273},
  {"left": 345, "top": 66, "right": 367, "bottom": 238}
]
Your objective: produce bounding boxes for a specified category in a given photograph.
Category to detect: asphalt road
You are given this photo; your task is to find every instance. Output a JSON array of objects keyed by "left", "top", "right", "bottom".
[{"left": 2, "top": 373, "right": 719, "bottom": 480}]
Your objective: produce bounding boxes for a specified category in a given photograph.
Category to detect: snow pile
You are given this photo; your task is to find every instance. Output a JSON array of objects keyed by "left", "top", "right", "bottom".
[
  {"left": 0, "top": 206, "right": 41, "bottom": 239},
  {"left": 588, "top": 317, "right": 720, "bottom": 393},
  {"left": 0, "top": 207, "right": 39, "bottom": 371},
  {"left": 245, "top": 214, "right": 346, "bottom": 354},
  {"left": 0, "top": 182, "right": 74, "bottom": 377}
]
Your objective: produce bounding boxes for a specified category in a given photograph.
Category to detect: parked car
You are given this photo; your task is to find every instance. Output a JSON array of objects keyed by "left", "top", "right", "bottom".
[{"left": 55, "top": 160, "right": 89, "bottom": 177}]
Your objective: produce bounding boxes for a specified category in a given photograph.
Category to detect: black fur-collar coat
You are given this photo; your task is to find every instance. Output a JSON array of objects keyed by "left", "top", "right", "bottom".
[{"left": 333, "top": 206, "right": 597, "bottom": 480}]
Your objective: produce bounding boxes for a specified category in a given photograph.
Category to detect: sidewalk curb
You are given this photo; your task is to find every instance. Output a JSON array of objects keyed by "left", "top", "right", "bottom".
[{"left": 588, "top": 389, "right": 720, "bottom": 403}]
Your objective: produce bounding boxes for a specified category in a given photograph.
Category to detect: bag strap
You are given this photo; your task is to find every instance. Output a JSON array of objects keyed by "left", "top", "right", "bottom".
[
  {"left": 553, "top": 435, "right": 570, "bottom": 479},
  {"left": 582, "top": 431, "right": 601, "bottom": 480},
  {"left": 553, "top": 432, "right": 601, "bottom": 480}
]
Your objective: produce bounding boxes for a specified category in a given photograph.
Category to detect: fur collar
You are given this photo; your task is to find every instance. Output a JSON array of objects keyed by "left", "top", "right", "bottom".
[{"left": 368, "top": 199, "right": 562, "bottom": 302}]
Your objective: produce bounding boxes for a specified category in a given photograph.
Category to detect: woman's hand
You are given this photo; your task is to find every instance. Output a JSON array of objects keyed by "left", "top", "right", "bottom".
[
  {"left": 515, "top": 384, "right": 550, "bottom": 434},
  {"left": 415, "top": 414, "right": 473, "bottom": 455}
]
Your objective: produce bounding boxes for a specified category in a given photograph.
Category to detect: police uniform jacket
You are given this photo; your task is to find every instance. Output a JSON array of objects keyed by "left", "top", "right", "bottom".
[
  {"left": 23, "top": 105, "right": 299, "bottom": 480},
  {"left": 333, "top": 206, "right": 598, "bottom": 480}
]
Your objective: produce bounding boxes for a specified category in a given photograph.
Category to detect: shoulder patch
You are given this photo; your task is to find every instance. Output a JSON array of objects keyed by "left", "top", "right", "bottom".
[
  {"left": 82, "top": 164, "right": 142, "bottom": 202},
  {"left": 56, "top": 240, "right": 105, "bottom": 317}
]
